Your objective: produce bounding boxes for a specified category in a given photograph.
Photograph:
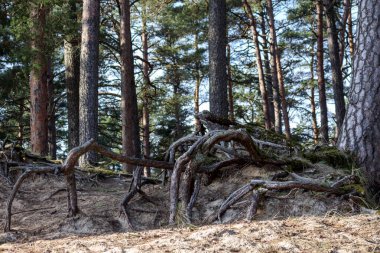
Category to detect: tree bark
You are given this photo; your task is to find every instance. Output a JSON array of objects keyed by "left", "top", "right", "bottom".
[
  {"left": 29, "top": 3, "right": 48, "bottom": 156},
  {"left": 141, "top": 0, "right": 151, "bottom": 177},
  {"left": 266, "top": 0, "right": 282, "bottom": 134},
  {"left": 324, "top": 0, "right": 346, "bottom": 137},
  {"left": 243, "top": 0, "right": 271, "bottom": 130},
  {"left": 65, "top": 0, "right": 80, "bottom": 151},
  {"left": 79, "top": 0, "right": 100, "bottom": 166},
  {"left": 119, "top": 0, "right": 141, "bottom": 172},
  {"left": 208, "top": 0, "right": 228, "bottom": 119},
  {"left": 316, "top": 0, "right": 329, "bottom": 143},
  {"left": 338, "top": 0, "right": 380, "bottom": 204}
]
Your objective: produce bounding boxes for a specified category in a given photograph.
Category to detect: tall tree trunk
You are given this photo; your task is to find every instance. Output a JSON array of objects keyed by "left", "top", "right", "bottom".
[
  {"left": 65, "top": 0, "right": 80, "bottom": 151},
  {"left": 29, "top": 4, "right": 48, "bottom": 156},
  {"left": 79, "top": 0, "right": 100, "bottom": 166},
  {"left": 259, "top": 10, "right": 275, "bottom": 127},
  {"left": 194, "top": 33, "right": 202, "bottom": 132},
  {"left": 338, "top": 0, "right": 380, "bottom": 204},
  {"left": 310, "top": 43, "right": 319, "bottom": 144},
  {"left": 243, "top": 0, "right": 270, "bottom": 129},
  {"left": 316, "top": 0, "right": 329, "bottom": 143},
  {"left": 266, "top": 0, "right": 282, "bottom": 134},
  {"left": 119, "top": 0, "right": 141, "bottom": 173},
  {"left": 339, "top": 0, "right": 351, "bottom": 67},
  {"left": 324, "top": 0, "right": 346, "bottom": 137},
  {"left": 227, "top": 44, "right": 235, "bottom": 122},
  {"left": 47, "top": 59, "right": 57, "bottom": 159},
  {"left": 141, "top": 0, "right": 150, "bottom": 177},
  {"left": 173, "top": 70, "right": 182, "bottom": 139},
  {"left": 209, "top": 0, "right": 228, "bottom": 119},
  {"left": 17, "top": 98, "right": 25, "bottom": 146},
  {"left": 347, "top": 5, "right": 354, "bottom": 62},
  {"left": 275, "top": 47, "right": 291, "bottom": 139}
]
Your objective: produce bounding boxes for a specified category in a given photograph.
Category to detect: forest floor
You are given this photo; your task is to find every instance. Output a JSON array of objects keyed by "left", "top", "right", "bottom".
[{"left": 0, "top": 163, "right": 379, "bottom": 252}]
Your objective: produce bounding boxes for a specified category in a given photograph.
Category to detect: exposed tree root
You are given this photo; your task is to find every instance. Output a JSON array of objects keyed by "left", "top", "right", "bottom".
[
  {"left": 217, "top": 174, "right": 359, "bottom": 223},
  {"left": 2, "top": 112, "right": 361, "bottom": 232}
]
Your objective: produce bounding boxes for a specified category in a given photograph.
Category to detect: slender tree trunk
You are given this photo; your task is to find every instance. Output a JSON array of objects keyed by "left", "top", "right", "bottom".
[
  {"left": 275, "top": 47, "right": 291, "bottom": 139},
  {"left": 316, "top": 0, "right": 329, "bottom": 143},
  {"left": 227, "top": 44, "right": 235, "bottom": 122},
  {"left": 266, "top": 0, "right": 282, "bottom": 134},
  {"left": 259, "top": 10, "right": 275, "bottom": 127},
  {"left": 79, "top": 0, "right": 100, "bottom": 166},
  {"left": 347, "top": 5, "right": 354, "bottom": 62},
  {"left": 142, "top": 0, "right": 150, "bottom": 177},
  {"left": 47, "top": 59, "right": 57, "bottom": 159},
  {"left": 310, "top": 43, "right": 319, "bottom": 144},
  {"left": 29, "top": 4, "right": 48, "bottom": 156},
  {"left": 339, "top": 0, "right": 350, "bottom": 67},
  {"left": 243, "top": 0, "right": 271, "bottom": 129},
  {"left": 119, "top": 0, "right": 141, "bottom": 172},
  {"left": 65, "top": 0, "right": 80, "bottom": 151},
  {"left": 338, "top": 0, "right": 380, "bottom": 204},
  {"left": 209, "top": 0, "right": 228, "bottom": 119},
  {"left": 324, "top": 0, "right": 346, "bottom": 137},
  {"left": 17, "top": 98, "right": 25, "bottom": 146},
  {"left": 173, "top": 72, "right": 182, "bottom": 139},
  {"left": 194, "top": 33, "right": 202, "bottom": 132}
]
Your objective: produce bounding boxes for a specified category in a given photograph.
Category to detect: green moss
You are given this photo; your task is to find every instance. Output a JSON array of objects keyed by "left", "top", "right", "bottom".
[
  {"left": 341, "top": 184, "right": 365, "bottom": 195},
  {"left": 80, "top": 166, "right": 125, "bottom": 176},
  {"left": 284, "top": 157, "right": 313, "bottom": 172},
  {"left": 303, "top": 146, "right": 354, "bottom": 169}
]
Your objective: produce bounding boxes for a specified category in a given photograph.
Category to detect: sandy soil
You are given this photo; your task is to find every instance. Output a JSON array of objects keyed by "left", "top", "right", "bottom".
[{"left": 1, "top": 215, "right": 379, "bottom": 252}]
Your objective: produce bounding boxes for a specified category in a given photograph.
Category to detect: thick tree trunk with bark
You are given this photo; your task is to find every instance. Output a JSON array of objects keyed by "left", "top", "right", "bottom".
[
  {"left": 29, "top": 4, "right": 48, "bottom": 156},
  {"left": 316, "top": 0, "right": 329, "bottom": 143},
  {"left": 119, "top": 0, "right": 141, "bottom": 172},
  {"left": 243, "top": 0, "right": 271, "bottom": 130},
  {"left": 79, "top": 0, "right": 100, "bottom": 166},
  {"left": 141, "top": 0, "right": 151, "bottom": 177},
  {"left": 324, "top": 0, "right": 346, "bottom": 137},
  {"left": 65, "top": 0, "right": 80, "bottom": 150},
  {"left": 208, "top": 0, "right": 228, "bottom": 119},
  {"left": 266, "top": 0, "right": 282, "bottom": 134},
  {"left": 338, "top": 0, "right": 380, "bottom": 204}
]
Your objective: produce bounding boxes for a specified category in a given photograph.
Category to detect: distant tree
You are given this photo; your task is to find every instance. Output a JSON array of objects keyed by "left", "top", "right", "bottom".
[
  {"left": 119, "top": 0, "right": 141, "bottom": 172},
  {"left": 243, "top": 0, "right": 271, "bottom": 130},
  {"left": 324, "top": 0, "right": 345, "bottom": 136},
  {"left": 79, "top": 0, "right": 100, "bottom": 166},
  {"left": 209, "top": 0, "right": 228, "bottom": 120},
  {"left": 338, "top": 0, "right": 380, "bottom": 204},
  {"left": 65, "top": 0, "right": 80, "bottom": 150},
  {"left": 265, "top": 0, "right": 282, "bottom": 134},
  {"left": 316, "top": 0, "right": 329, "bottom": 143}
]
